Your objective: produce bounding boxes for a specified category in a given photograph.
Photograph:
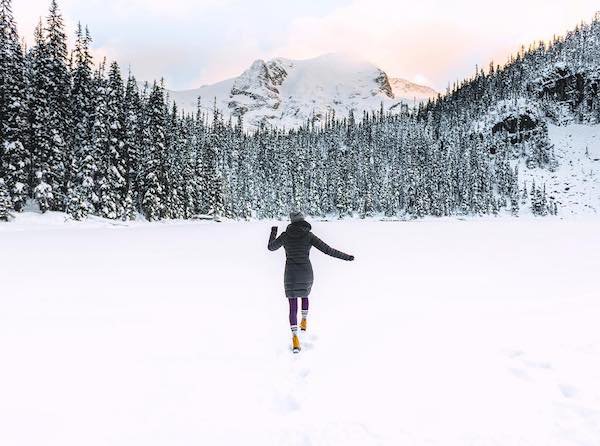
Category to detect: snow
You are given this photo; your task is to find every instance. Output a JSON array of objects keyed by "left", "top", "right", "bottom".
[
  {"left": 168, "top": 77, "right": 234, "bottom": 115},
  {"left": 520, "top": 124, "right": 600, "bottom": 215},
  {"left": 469, "top": 99, "right": 600, "bottom": 215},
  {"left": 166, "top": 53, "right": 437, "bottom": 128},
  {"left": 389, "top": 77, "right": 438, "bottom": 104},
  {"left": 1, "top": 215, "right": 599, "bottom": 445},
  {"left": 471, "top": 98, "right": 544, "bottom": 134}
]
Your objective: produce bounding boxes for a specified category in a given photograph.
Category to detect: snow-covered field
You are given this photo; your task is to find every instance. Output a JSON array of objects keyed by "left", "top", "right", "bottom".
[{"left": 1, "top": 215, "right": 599, "bottom": 445}]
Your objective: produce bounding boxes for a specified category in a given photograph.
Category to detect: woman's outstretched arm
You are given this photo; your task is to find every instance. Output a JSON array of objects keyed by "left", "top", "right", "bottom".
[
  {"left": 268, "top": 226, "right": 286, "bottom": 251},
  {"left": 310, "top": 233, "right": 354, "bottom": 261}
]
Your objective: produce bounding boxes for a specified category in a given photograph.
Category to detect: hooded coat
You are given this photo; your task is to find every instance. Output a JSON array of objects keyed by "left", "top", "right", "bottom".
[{"left": 268, "top": 220, "right": 352, "bottom": 298}]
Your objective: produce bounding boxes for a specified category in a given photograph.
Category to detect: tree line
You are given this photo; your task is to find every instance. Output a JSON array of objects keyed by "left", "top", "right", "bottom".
[{"left": 2, "top": 1, "right": 597, "bottom": 222}]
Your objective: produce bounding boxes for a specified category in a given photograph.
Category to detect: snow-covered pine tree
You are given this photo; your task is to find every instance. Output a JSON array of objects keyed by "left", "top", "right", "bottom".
[
  {"left": 27, "top": 21, "right": 54, "bottom": 212},
  {"left": 99, "top": 61, "right": 126, "bottom": 219},
  {"left": 541, "top": 183, "right": 549, "bottom": 216},
  {"left": 165, "top": 101, "right": 185, "bottom": 219},
  {"left": 0, "top": 177, "right": 12, "bottom": 220},
  {"left": 530, "top": 179, "right": 537, "bottom": 213},
  {"left": 334, "top": 146, "right": 352, "bottom": 218},
  {"left": 90, "top": 60, "right": 109, "bottom": 215},
  {"left": 135, "top": 82, "right": 151, "bottom": 211},
  {"left": 44, "top": 0, "right": 71, "bottom": 210},
  {"left": 202, "top": 105, "right": 225, "bottom": 219},
  {"left": 252, "top": 130, "right": 275, "bottom": 218},
  {"left": 225, "top": 115, "right": 249, "bottom": 219},
  {"left": 178, "top": 114, "right": 198, "bottom": 218},
  {"left": 67, "top": 24, "right": 95, "bottom": 220},
  {"left": 123, "top": 73, "right": 141, "bottom": 218},
  {"left": 509, "top": 165, "right": 520, "bottom": 216},
  {"left": 529, "top": 180, "right": 550, "bottom": 216},
  {"left": 189, "top": 98, "right": 205, "bottom": 214},
  {"left": 120, "top": 75, "right": 139, "bottom": 221},
  {"left": 521, "top": 181, "right": 528, "bottom": 205},
  {"left": 305, "top": 143, "right": 323, "bottom": 218},
  {"left": 0, "top": 0, "right": 29, "bottom": 211},
  {"left": 141, "top": 82, "right": 167, "bottom": 221}
]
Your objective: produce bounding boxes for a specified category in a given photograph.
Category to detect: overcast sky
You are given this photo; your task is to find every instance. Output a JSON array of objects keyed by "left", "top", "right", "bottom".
[{"left": 13, "top": 0, "right": 600, "bottom": 91}]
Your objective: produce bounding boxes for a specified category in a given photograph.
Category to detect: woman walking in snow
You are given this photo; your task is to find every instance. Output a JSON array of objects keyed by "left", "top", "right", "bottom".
[{"left": 268, "top": 211, "right": 354, "bottom": 353}]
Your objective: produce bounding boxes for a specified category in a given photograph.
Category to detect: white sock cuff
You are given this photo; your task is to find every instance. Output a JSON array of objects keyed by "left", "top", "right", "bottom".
[{"left": 291, "top": 325, "right": 298, "bottom": 333}]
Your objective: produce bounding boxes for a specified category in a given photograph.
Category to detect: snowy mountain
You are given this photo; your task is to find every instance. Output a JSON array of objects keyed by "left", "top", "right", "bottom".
[
  {"left": 389, "top": 77, "right": 438, "bottom": 104},
  {"left": 168, "top": 54, "right": 437, "bottom": 128}
]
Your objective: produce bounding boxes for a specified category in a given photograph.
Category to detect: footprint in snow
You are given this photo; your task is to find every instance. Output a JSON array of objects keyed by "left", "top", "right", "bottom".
[
  {"left": 508, "top": 350, "right": 524, "bottom": 359},
  {"left": 507, "top": 350, "right": 553, "bottom": 370},
  {"left": 302, "top": 340, "right": 315, "bottom": 351},
  {"left": 273, "top": 393, "right": 301, "bottom": 414},
  {"left": 559, "top": 384, "right": 578, "bottom": 399},
  {"left": 509, "top": 367, "right": 531, "bottom": 381},
  {"left": 298, "top": 368, "right": 310, "bottom": 378},
  {"left": 523, "top": 359, "right": 553, "bottom": 370}
]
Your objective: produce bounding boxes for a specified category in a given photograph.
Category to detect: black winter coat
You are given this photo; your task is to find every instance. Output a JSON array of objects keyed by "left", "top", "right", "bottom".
[{"left": 268, "top": 220, "right": 352, "bottom": 298}]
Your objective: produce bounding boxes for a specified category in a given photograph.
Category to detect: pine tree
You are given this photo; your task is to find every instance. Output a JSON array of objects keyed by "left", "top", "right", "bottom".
[
  {"left": 90, "top": 61, "right": 109, "bottom": 215},
  {"left": 0, "top": 177, "right": 12, "bottom": 220},
  {"left": 67, "top": 24, "right": 95, "bottom": 219},
  {"left": 335, "top": 146, "right": 352, "bottom": 218},
  {"left": 99, "top": 61, "right": 126, "bottom": 219},
  {"left": 509, "top": 166, "right": 520, "bottom": 216},
  {"left": 164, "top": 102, "right": 183, "bottom": 219},
  {"left": 44, "top": 0, "right": 71, "bottom": 209},
  {"left": 0, "top": 0, "right": 29, "bottom": 211},
  {"left": 203, "top": 106, "right": 225, "bottom": 218},
  {"left": 27, "top": 21, "right": 54, "bottom": 212},
  {"left": 179, "top": 115, "right": 198, "bottom": 218},
  {"left": 540, "top": 183, "right": 549, "bottom": 216},
  {"left": 141, "top": 82, "right": 167, "bottom": 220},
  {"left": 123, "top": 73, "right": 141, "bottom": 218}
]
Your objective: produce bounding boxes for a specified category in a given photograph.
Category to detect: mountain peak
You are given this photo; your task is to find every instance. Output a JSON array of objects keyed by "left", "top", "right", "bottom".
[
  {"left": 169, "top": 54, "right": 438, "bottom": 128},
  {"left": 389, "top": 78, "right": 438, "bottom": 103}
]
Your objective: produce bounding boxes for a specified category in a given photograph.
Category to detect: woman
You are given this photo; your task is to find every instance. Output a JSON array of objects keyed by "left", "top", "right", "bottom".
[{"left": 268, "top": 210, "right": 354, "bottom": 353}]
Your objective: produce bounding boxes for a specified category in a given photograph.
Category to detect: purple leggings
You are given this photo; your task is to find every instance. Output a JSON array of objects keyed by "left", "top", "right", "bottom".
[{"left": 288, "top": 297, "right": 309, "bottom": 326}]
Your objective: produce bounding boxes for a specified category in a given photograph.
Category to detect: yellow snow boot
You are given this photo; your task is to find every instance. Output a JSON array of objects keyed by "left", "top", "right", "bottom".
[
  {"left": 292, "top": 334, "right": 301, "bottom": 353},
  {"left": 300, "top": 318, "right": 307, "bottom": 332}
]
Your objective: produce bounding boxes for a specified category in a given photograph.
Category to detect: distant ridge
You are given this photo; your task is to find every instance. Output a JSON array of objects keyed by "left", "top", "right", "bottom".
[{"left": 168, "top": 53, "right": 438, "bottom": 128}]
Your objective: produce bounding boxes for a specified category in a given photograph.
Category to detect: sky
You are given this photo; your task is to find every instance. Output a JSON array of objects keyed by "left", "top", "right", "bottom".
[{"left": 13, "top": 0, "right": 600, "bottom": 92}]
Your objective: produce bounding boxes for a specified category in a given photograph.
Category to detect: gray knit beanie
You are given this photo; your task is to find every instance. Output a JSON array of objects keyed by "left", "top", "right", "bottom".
[{"left": 289, "top": 210, "right": 305, "bottom": 223}]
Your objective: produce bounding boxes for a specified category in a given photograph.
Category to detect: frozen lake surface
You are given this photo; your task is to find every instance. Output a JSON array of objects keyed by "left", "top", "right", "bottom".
[{"left": 1, "top": 215, "right": 599, "bottom": 445}]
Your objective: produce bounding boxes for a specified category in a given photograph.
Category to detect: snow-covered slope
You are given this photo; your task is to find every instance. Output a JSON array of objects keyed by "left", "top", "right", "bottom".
[
  {"left": 469, "top": 97, "right": 600, "bottom": 216},
  {"left": 169, "top": 54, "right": 437, "bottom": 128},
  {"left": 389, "top": 77, "right": 438, "bottom": 104},
  {"left": 523, "top": 124, "right": 600, "bottom": 215}
]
